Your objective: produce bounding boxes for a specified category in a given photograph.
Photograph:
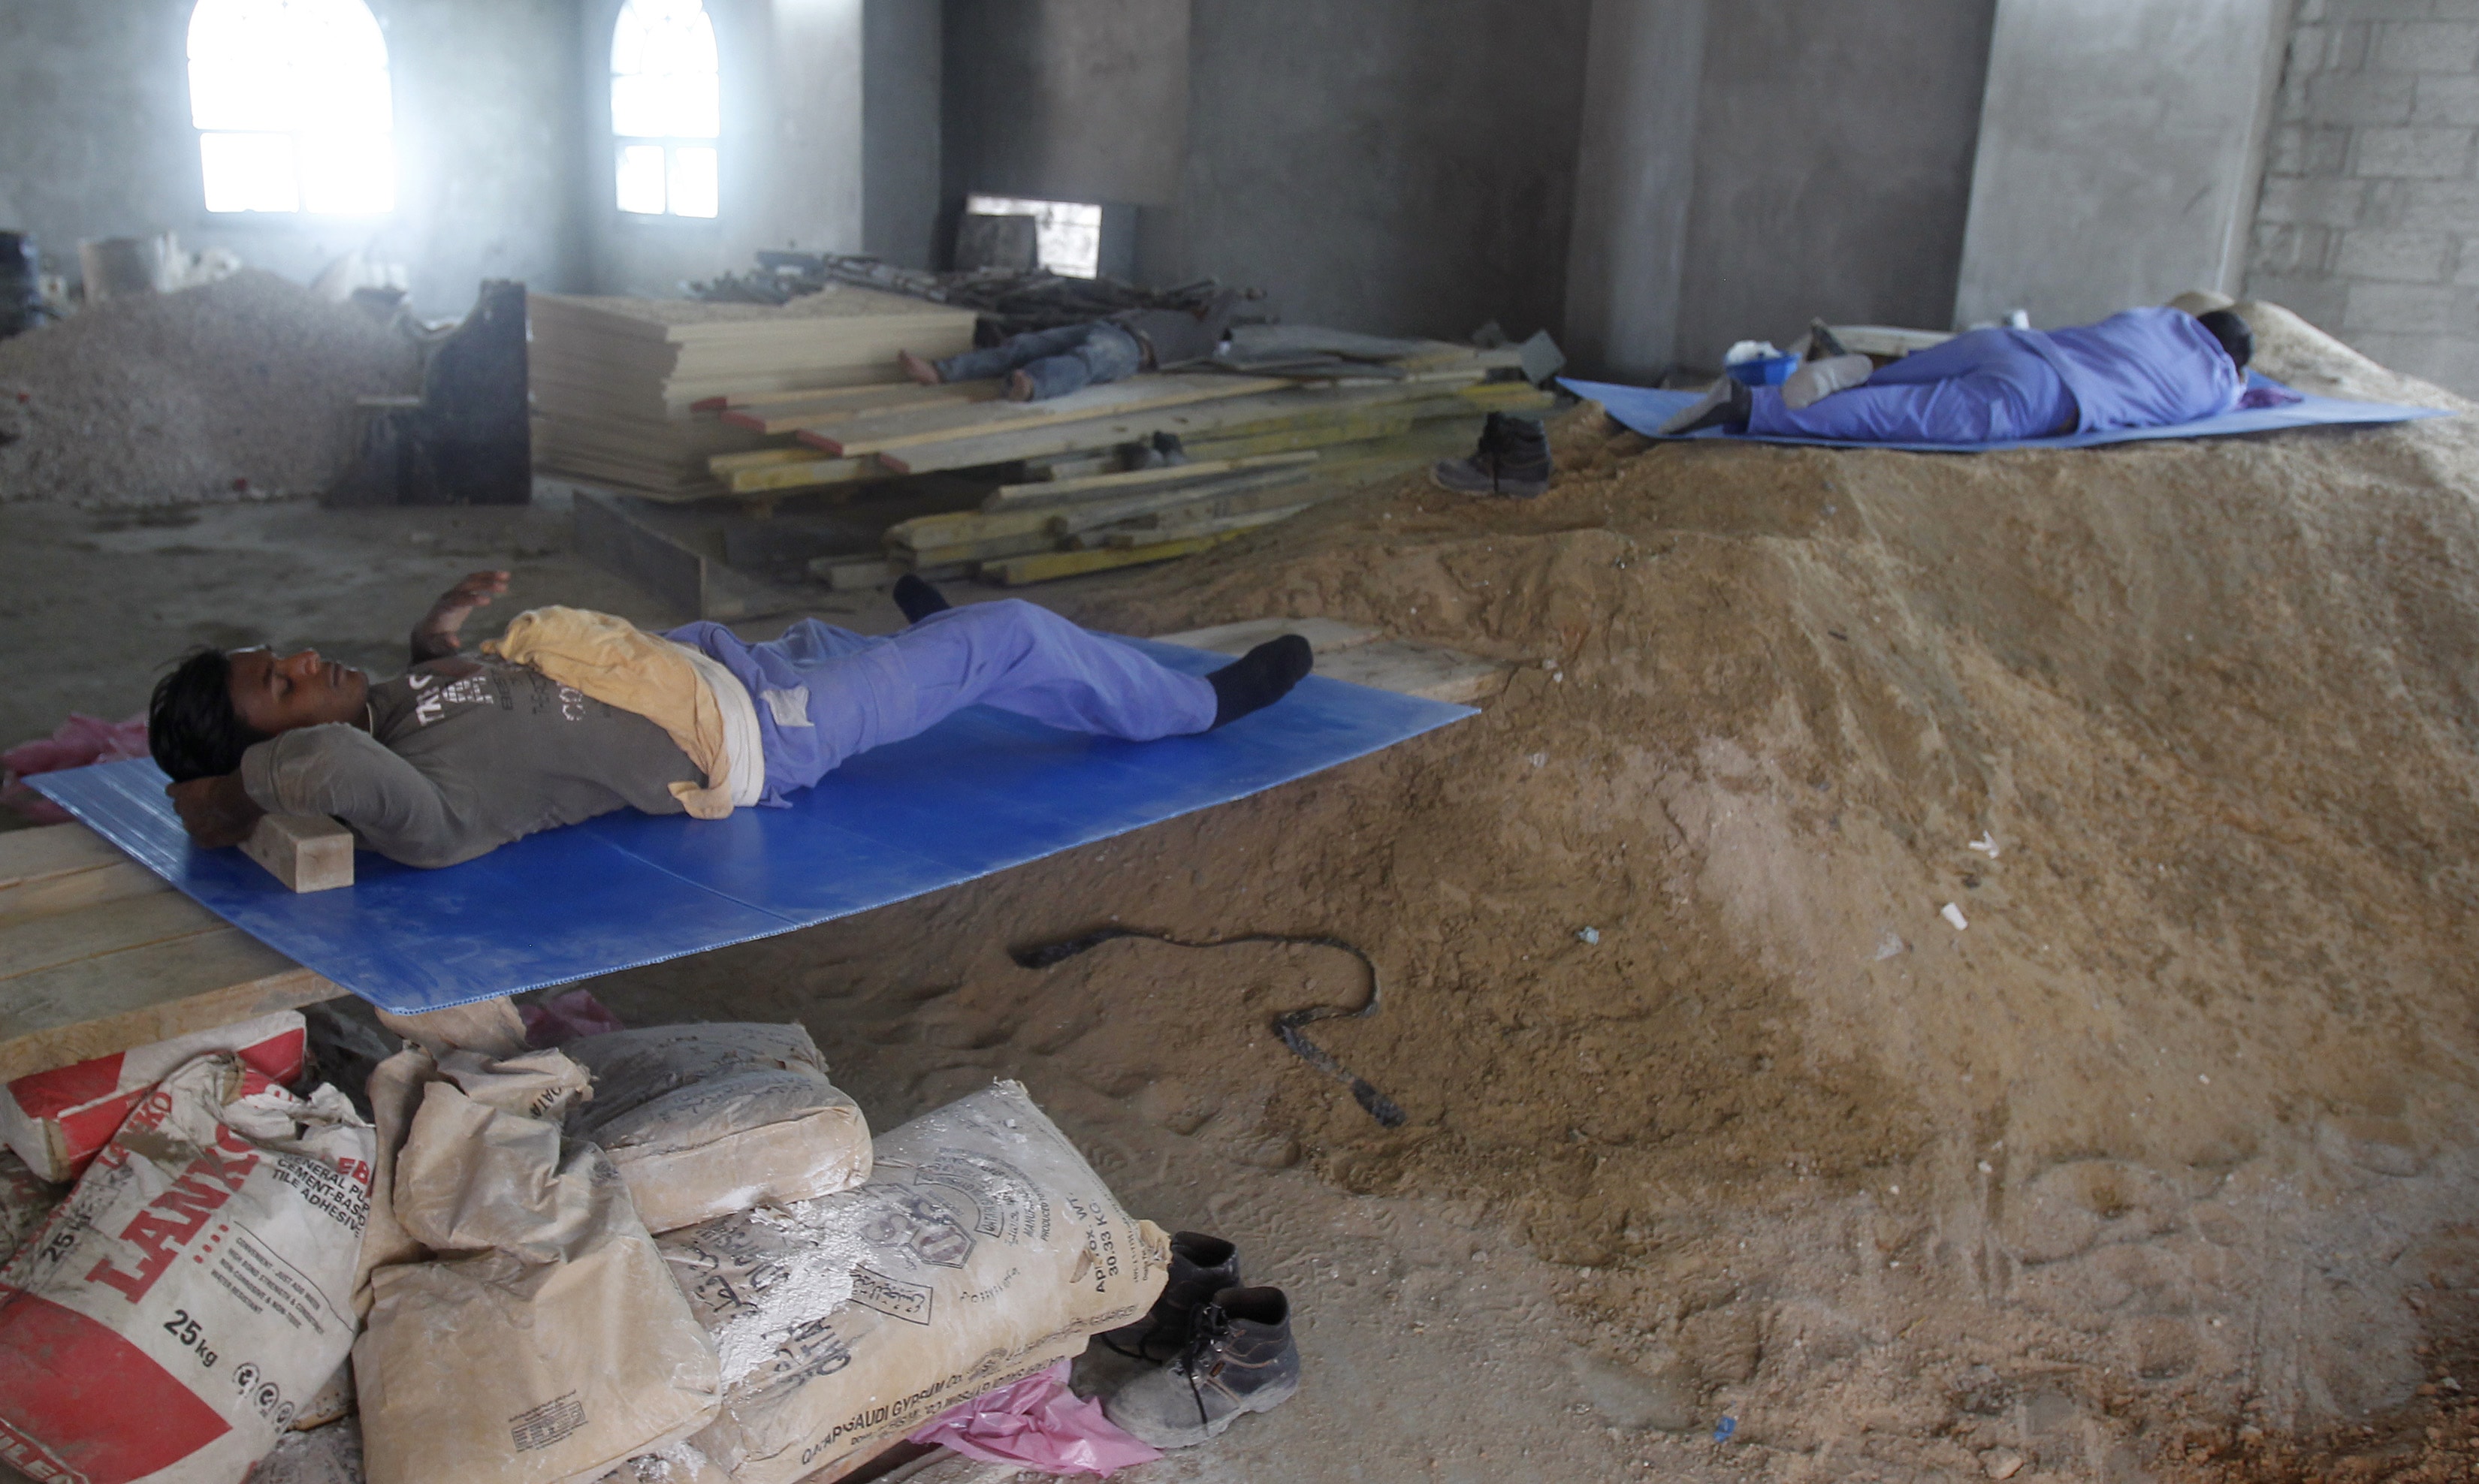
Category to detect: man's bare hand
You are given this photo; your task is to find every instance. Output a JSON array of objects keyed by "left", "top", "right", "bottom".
[
  {"left": 167, "top": 774, "right": 265, "bottom": 849},
  {"left": 410, "top": 569, "right": 511, "bottom": 663}
]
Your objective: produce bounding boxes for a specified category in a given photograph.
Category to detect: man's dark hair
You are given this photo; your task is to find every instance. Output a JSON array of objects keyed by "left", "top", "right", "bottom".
[
  {"left": 149, "top": 647, "right": 267, "bottom": 782},
  {"left": 2197, "top": 309, "right": 2254, "bottom": 372}
]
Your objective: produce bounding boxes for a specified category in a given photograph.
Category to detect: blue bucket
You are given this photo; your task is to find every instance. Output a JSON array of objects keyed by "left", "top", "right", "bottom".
[{"left": 1726, "top": 353, "right": 1801, "bottom": 388}]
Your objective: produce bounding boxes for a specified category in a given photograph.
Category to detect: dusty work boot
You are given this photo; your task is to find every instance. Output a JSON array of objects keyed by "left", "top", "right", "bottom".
[
  {"left": 1100, "top": 1232, "right": 1242, "bottom": 1362},
  {"left": 1105, "top": 1286, "right": 1300, "bottom": 1448},
  {"left": 898, "top": 349, "right": 942, "bottom": 385},
  {"left": 1119, "top": 431, "right": 1191, "bottom": 472},
  {"left": 1658, "top": 375, "right": 1753, "bottom": 435},
  {"left": 1207, "top": 635, "right": 1313, "bottom": 728},
  {"left": 1429, "top": 411, "right": 1551, "bottom": 498},
  {"left": 892, "top": 573, "right": 950, "bottom": 623}
]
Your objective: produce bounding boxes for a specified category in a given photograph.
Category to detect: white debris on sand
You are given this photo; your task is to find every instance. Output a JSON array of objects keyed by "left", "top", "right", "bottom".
[{"left": 0, "top": 269, "right": 418, "bottom": 507}]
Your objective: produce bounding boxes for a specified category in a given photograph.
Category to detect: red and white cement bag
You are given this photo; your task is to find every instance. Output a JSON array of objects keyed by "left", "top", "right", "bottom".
[
  {"left": 0, "top": 1051, "right": 374, "bottom": 1484},
  {"left": 0, "top": 1012, "right": 306, "bottom": 1182}
]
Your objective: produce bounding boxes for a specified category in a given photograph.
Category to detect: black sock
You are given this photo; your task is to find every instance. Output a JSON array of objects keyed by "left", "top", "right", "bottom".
[
  {"left": 892, "top": 574, "right": 950, "bottom": 624},
  {"left": 1208, "top": 635, "right": 1313, "bottom": 728}
]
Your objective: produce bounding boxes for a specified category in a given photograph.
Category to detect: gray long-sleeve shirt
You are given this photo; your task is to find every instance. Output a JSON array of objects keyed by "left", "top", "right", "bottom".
[{"left": 238, "top": 657, "right": 701, "bottom": 867}]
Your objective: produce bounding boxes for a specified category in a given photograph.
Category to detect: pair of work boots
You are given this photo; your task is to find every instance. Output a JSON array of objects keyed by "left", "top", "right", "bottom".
[
  {"left": 1098, "top": 1232, "right": 1301, "bottom": 1448},
  {"left": 1430, "top": 411, "right": 1553, "bottom": 499}
]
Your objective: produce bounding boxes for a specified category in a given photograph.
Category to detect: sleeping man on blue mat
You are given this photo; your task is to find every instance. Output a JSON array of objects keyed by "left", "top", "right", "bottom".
[
  {"left": 1659, "top": 305, "right": 2261, "bottom": 444},
  {"left": 149, "top": 573, "right": 1312, "bottom": 870}
]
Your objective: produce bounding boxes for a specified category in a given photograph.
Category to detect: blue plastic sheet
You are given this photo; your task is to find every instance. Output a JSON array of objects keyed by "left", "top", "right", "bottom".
[
  {"left": 33, "top": 640, "right": 1472, "bottom": 1015},
  {"left": 1560, "top": 373, "right": 2450, "bottom": 453}
]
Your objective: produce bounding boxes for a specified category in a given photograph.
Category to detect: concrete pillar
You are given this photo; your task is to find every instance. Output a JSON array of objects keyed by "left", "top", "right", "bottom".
[
  {"left": 769, "top": 0, "right": 867, "bottom": 254},
  {"left": 1562, "top": 0, "right": 1708, "bottom": 381},
  {"left": 862, "top": 0, "right": 942, "bottom": 268}
]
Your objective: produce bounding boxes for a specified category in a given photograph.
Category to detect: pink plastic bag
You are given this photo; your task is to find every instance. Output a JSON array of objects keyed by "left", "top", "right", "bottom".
[
  {"left": 1, "top": 713, "right": 148, "bottom": 824},
  {"left": 907, "top": 1360, "right": 1164, "bottom": 1476},
  {"left": 521, "top": 988, "right": 628, "bottom": 1047}
]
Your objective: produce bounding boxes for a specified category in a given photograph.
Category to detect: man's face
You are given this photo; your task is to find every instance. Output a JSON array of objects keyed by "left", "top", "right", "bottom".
[{"left": 226, "top": 647, "right": 369, "bottom": 735}]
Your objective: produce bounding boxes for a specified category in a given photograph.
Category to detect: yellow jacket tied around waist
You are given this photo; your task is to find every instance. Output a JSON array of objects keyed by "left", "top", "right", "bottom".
[{"left": 484, "top": 606, "right": 760, "bottom": 819}]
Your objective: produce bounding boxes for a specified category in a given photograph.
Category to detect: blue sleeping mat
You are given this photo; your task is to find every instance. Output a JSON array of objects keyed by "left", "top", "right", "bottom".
[
  {"left": 1561, "top": 372, "right": 2451, "bottom": 452},
  {"left": 32, "top": 639, "right": 1472, "bottom": 1015}
]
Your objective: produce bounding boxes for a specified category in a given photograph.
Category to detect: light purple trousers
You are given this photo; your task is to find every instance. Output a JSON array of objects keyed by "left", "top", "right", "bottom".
[{"left": 672, "top": 600, "right": 1218, "bottom": 805}]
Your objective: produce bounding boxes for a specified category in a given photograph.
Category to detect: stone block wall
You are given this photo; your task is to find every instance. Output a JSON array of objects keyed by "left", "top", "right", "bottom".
[{"left": 2249, "top": 0, "right": 2479, "bottom": 393}]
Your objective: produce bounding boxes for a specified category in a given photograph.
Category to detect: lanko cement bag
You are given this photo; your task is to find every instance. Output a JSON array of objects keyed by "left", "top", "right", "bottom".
[
  {"left": 355, "top": 1048, "right": 720, "bottom": 1484},
  {"left": 0, "top": 1151, "right": 62, "bottom": 1268},
  {"left": 0, "top": 1052, "right": 373, "bottom": 1484},
  {"left": 657, "top": 1081, "right": 1169, "bottom": 1484},
  {"left": 0, "top": 1010, "right": 306, "bottom": 1182},
  {"left": 561, "top": 1024, "right": 871, "bottom": 1235}
]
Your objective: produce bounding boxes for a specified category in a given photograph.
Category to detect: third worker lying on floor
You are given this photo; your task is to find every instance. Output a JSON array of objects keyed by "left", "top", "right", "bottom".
[
  {"left": 148, "top": 571, "right": 1313, "bottom": 869},
  {"left": 898, "top": 290, "right": 1246, "bottom": 403},
  {"left": 1660, "top": 306, "right": 2257, "bottom": 444}
]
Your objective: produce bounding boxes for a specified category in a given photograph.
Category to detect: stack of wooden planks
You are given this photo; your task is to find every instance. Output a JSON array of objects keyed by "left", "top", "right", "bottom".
[
  {"left": 702, "top": 336, "right": 1530, "bottom": 498},
  {"left": 536, "top": 306, "right": 1555, "bottom": 587},
  {"left": 0, "top": 824, "right": 336, "bottom": 1083},
  {"left": 529, "top": 288, "right": 977, "bottom": 499},
  {"left": 802, "top": 370, "right": 1553, "bottom": 587}
]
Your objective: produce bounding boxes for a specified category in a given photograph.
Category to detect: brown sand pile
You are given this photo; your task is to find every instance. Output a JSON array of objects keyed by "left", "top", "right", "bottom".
[
  {"left": 0, "top": 269, "right": 418, "bottom": 507},
  {"left": 590, "top": 301, "right": 2479, "bottom": 1478}
]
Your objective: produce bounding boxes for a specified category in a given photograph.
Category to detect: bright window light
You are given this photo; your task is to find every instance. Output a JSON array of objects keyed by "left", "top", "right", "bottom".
[
  {"left": 966, "top": 195, "right": 1104, "bottom": 279},
  {"left": 188, "top": 0, "right": 394, "bottom": 216},
  {"left": 612, "top": 0, "right": 720, "bottom": 219}
]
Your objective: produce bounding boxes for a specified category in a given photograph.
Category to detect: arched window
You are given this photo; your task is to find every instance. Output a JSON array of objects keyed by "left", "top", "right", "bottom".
[
  {"left": 187, "top": 0, "right": 395, "bottom": 216},
  {"left": 611, "top": 0, "right": 720, "bottom": 219}
]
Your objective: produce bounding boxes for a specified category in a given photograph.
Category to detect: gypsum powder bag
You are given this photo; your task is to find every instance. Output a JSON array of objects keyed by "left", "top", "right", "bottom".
[
  {"left": 0, "top": 1052, "right": 374, "bottom": 1484},
  {"left": 655, "top": 1080, "right": 1169, "bottom": 1484},
  {"left": 355, "top": 1050, "right": 720, "bottom": 1484},
  {"left": 560, "top": 1024, "right": 870, "bottom": 1235}
]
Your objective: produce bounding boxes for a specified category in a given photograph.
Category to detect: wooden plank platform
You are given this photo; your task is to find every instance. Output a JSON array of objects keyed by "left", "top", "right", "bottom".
[{"left": 0, "top": 822, "right": 337, "bottom": 1082}]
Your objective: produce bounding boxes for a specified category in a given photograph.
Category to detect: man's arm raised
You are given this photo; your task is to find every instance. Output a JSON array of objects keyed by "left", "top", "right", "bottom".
[{"left": 409, "top": 569, "right": 511, "bottom": 664}]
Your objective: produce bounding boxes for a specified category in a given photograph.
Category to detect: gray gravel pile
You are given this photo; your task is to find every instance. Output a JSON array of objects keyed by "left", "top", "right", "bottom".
[{"left": 0, "top": 269, "right": 419, "bottom": 506}]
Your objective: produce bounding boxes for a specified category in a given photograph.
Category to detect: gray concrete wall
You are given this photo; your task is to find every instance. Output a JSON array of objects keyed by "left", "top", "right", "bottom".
[
  {"left": 583, "top": 0, "right": 868, "bottom": 297},
  {"left": 1156, "top": 0, "right": 1593, "bottom": 340},
  {"left": 2244, "top": 0, "right": 2479, "bottom": 395},
  {"left": 937, "top": 0, "right": 1589, "bottom": 340},
  {"left": 1669, "top": 0, "right": 1995, "bottom": 369},
  {"left": 0, "top": 0, "right": 590, "bottom": 316},
  {"left": 1564, "top": 0, "right": 1708, "bottom": 382},
  {"left": 941, "top": 0, "right": 1190, "bottom": 210},
  {"left": 1956, "top": 0, "right": 2291, "bottom": 330},
  {"left": 863, "top": 0, "right": 944, "bottom": 267}
]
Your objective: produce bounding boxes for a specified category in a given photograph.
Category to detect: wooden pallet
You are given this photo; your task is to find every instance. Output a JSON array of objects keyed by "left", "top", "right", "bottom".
[{"left": 0, "top": 824, "right": 337, "bottom": 1083}]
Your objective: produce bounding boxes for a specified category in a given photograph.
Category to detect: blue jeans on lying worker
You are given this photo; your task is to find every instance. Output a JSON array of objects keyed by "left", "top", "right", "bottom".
[
  {"left": 934, "top": 321, "right": 1146, "bottom": 400},
  {"left": 1747, "top": 327, "right": 2082, "bottom": 444},
  {"left": 670, "top": 601, "right": 1218, "bottom": 805}
]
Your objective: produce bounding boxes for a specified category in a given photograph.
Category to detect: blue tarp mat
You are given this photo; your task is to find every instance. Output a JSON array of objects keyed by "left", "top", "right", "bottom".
[
  {"left": 32, "top": 638, "right": 1472, "bottom": 1016},
  {"left": 1560, "top": 372, "right": 2451, "bottom": 453}
]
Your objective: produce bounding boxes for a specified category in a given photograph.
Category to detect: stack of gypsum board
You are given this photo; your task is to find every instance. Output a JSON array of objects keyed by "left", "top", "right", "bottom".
[{"left": 529, "top": 287, "right": 977, "bottom": 499}]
